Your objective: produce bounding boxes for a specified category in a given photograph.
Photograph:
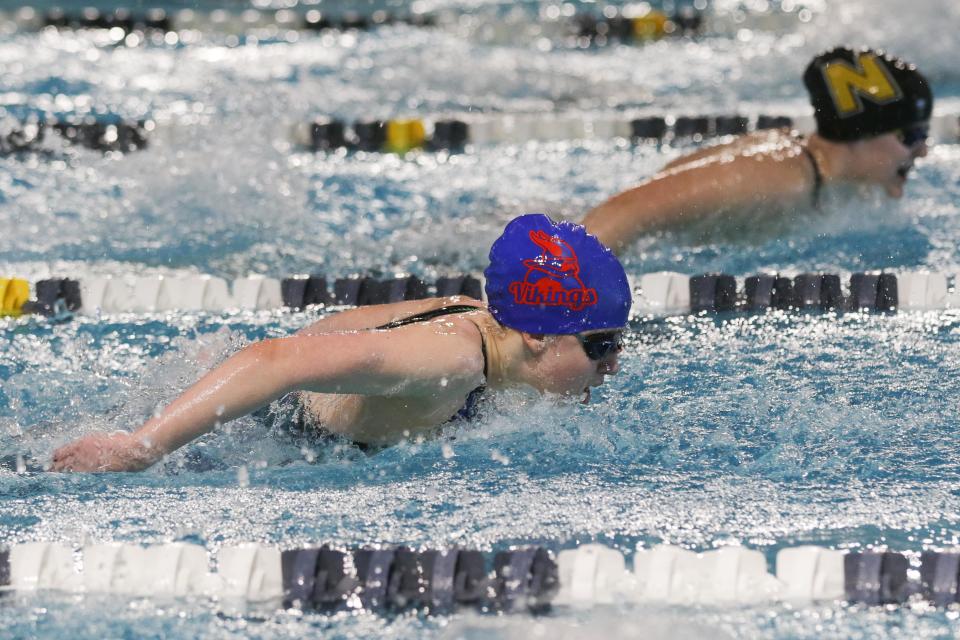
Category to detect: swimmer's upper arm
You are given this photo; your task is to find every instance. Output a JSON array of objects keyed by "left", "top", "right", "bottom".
[
  {"left": 278, "top": 321, "right": 486, "bottom": 397},
  {"left": 296, "top": 296, "right": 482, "bottom": 335}
]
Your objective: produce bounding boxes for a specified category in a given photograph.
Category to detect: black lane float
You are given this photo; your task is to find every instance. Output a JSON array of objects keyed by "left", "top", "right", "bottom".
[{"left": 0, "top": 117, "right": 152, "bottom": 155}]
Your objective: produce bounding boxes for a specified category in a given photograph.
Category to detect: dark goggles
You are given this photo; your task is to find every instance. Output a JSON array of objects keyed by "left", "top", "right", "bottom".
[
  {"left": 896, "top": 124, "right": 929, "bottom": 148},
  {"left": 578, "top": 330, "right": 624, "bottom": 361}
]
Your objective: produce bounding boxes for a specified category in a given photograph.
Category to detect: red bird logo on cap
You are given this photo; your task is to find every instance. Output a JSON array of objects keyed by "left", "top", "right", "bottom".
[
  {"left": 509, "top": 230, "right": 598, "bottom": 312},
  {"left": 524, "top": 230, "right": 581, "bottom": 278}
]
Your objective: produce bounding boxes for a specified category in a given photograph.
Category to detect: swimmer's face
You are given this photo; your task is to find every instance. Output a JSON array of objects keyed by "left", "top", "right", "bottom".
[
  {"left": 849, "top": 126, "right": 929, "bottom": 198},
  {"left": 527, "top": 331, "right": 622, "bottom": 402}
]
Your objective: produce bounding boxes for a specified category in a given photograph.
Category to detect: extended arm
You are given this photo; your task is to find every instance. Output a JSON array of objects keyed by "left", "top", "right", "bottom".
[
  {"left": 582, "top": 150, "right": 815, "bottom": 253},
  {"left": 51, "top": 325, "right": 483, "bottom": 472}
]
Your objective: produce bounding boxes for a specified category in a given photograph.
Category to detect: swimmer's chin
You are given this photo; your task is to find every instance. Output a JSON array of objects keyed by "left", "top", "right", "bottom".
[
  {"left": 885, "top": 181, "right": 905, "bottom": 198},
  {"left": 886, "top": 165, "right": 914, "bottom": 198}
]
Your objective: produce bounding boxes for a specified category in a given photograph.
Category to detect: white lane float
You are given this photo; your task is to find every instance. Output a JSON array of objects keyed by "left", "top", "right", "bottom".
[
  {"left": 775, "top": 545, "right": 845, "bottom": 602},
  {"left": 83, "top": 543, "right": 213, "bottom": 596},
  {"left": 217, "top": 544, "right": 284, "bottom": 601},
  {"left": 231, "top": 276, "right": 283, "bottom": 311},
  {"left": 8, "top": 542, "right": 79, "bottom": 591},
  {"left": 633, "top": 272, "right": 692, "bottom": 316},
  {"left": 896, "top": 271, "right": 949, "bottom": 311},
  {"left": 555, "top": 543, "right": 629, "bottom": 606}
]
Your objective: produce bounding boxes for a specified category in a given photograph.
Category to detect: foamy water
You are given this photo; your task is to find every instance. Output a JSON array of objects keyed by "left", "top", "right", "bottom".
[{"left": 3, "top": 1, "right": 960, "bottom": 637}]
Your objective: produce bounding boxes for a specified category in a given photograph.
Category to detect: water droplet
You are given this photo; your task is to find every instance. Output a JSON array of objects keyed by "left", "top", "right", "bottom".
[
  {"left": 237, "top": 465, "right": 249, "bottom": 487},
  {"left": 490, "top": 449, "right": 510, "bottom": 465}
]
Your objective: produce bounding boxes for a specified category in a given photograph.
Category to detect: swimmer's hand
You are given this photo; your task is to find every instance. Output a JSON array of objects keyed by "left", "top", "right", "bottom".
[{"left": 50, "top": 432, "right": 156, "bottom": 472}]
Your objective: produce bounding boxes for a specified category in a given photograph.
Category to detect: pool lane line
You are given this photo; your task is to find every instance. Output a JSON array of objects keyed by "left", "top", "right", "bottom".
[
  {"left": 1, "top": 541, "right": 957, "bottom": 610},
  {"left": 3, "top": 112, "right": 783, "bottom": 157},
  {"left": 4, "top": 274, "right": 483, "bottom": 317},
  {"left": 294, "top": 111, "right": 960, "bottom": 152},
  {"left": 3, "top": 111, "right": 957, "bottom": 157},
  {"left": 2, "top": 270, "right": 959, "bottom": 319},
  {"left": 0, "top": 6, "right": 704, "bottom": 43},
  {"left": 293, "top": 113, "right": 800, "bottom": 153}
]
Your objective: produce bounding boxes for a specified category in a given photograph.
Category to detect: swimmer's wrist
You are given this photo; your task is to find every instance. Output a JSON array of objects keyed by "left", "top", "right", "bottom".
[{"left": 115, "top": 433, "right": 163, "bottom": 471}]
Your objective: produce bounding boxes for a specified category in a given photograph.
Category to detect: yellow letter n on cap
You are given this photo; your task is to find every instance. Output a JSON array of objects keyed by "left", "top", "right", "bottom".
[{"left": 822, "top": 53, "right": 903, "bottom": 117}]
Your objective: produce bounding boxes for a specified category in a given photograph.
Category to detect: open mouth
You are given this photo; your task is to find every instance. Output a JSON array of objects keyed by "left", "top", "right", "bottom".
[
  {"left": 582, "top": 387, "right": 591, "bottom": 404},
  {"left": 897, "top": 163, "right": 913, "bottom": 179}
]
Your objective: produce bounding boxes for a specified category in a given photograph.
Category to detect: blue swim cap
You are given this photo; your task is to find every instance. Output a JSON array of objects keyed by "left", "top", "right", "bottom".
[{"left": 484, "top": 213, "right": 631, "bottom": 334}]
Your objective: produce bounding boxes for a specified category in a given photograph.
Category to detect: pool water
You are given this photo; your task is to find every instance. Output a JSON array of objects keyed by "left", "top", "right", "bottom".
[{"left": 4, "top": 0, "right": 960, "bottom": 637}]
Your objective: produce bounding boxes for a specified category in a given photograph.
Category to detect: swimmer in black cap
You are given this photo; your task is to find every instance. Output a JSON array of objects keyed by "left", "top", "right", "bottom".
[
  {"left": 583, "top": 46, "right": 933, "bottom": 252},
  {"left": 50, "top": 215, "right": 630, "bottom": 472}
]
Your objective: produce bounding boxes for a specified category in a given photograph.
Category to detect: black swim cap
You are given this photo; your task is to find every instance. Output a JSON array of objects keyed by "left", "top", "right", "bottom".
[{"left": 803, "top": 47, "right": 933, "bottom": 142}]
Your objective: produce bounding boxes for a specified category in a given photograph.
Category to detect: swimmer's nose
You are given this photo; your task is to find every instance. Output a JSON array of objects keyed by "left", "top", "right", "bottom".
[{"left": 915, "top": 140, "right": 930, "bottom": 158}]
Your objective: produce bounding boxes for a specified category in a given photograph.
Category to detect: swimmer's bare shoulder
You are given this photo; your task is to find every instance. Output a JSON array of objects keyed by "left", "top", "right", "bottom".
[
  {"left": 298, "top": 310, "right": 487, "bottom": 397},
  {"left": 303, "top": 313, "right": 489, "bottom": 444}
]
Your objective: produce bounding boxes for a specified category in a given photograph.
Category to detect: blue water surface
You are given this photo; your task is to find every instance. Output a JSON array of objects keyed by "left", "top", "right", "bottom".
[{"left": 3, "top": 0, "right": 960, "bottom": 637}]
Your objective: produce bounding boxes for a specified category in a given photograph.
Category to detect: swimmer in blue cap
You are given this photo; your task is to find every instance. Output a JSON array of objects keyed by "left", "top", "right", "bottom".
[
  {"left": 584, "top": 46, "right": 933, "bottom": 252},
  {"left": 51, "top": 214, "right": 630, "bottom": 472}
]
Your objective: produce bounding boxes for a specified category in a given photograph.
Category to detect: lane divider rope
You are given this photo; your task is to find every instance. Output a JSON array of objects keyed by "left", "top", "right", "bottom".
[
  {"left": 2, "top": 270, "right": 959, "bottom": 319},
  {"left": 294, "top": 111, "right": 960, "bottom": 152},
  {"left": 294, "top": 113, "right": 807, "bottom": 152},
  {"left": 3, "top": 274, "right": 482, "bottom": 316},
  {"left": 3, "top": 110, "right": 957, "bottom": 157},
  {"left": 0, "top": 6, "right": 704, "bottom": 42},
  {"left": 1, "top": 542, "right": 957, "bottom": 611}
]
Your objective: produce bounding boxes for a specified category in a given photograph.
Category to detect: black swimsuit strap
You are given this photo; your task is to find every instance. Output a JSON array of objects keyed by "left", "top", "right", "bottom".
[
  {"left": 376, "top": 304, "right": 489, "bottom": 378},
  {"left": 375, "top": 304, "right": 483, "bottom": 329},
  {"left": 799, "top": 144, "right": 823, "bottom": 208}
]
